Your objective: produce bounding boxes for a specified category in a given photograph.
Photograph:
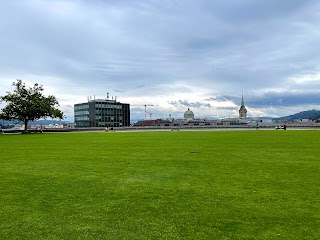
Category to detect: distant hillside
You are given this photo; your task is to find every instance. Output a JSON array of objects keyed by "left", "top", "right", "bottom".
[
  {"left": 256, "top": 117, "right": 274, "bottom": 120},
  {"left": 273, "top": 109, "right": 320, "bottom": 121}
]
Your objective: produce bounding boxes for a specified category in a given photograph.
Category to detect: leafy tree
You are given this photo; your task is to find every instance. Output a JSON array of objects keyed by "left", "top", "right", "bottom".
[{"left": 0, "top": 80, "right": 63, "bottom": 132}]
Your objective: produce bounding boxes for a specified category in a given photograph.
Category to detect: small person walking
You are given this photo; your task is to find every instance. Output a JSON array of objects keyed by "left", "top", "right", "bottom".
[{"left": 256, "top": 122, "right": 259, "bottom": 130}]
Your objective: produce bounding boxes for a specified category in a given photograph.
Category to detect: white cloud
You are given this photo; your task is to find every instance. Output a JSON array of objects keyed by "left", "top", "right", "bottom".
[{"left": 289, "top": 71, "right": 320, "bottom": 84}]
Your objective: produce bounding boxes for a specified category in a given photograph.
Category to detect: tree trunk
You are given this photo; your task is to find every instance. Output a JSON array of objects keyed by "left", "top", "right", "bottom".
[{"left": 24, "top": 119, "right": 28, "bottom": 133}]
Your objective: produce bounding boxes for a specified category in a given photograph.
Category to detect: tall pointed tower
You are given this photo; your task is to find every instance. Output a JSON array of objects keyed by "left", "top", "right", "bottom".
[{"left": 239, "top": 94, "right": 247, "bottom": 119}]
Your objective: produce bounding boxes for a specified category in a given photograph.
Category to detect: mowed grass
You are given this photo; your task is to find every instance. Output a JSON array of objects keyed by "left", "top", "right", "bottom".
[{"left": 0, "top": 130, "right": 319, "bottom": 239}]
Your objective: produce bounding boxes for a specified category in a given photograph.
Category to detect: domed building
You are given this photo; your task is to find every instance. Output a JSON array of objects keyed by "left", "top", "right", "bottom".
[{"left": 184, "top": 108, "right": 194, "bottom": 120}]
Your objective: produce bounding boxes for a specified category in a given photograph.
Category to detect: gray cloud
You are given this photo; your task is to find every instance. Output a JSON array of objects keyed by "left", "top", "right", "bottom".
[
  {"left": 247, "top": 92, "right": 320, "bottom": 107},
  {"left": 169, "top": 100, "right": 212, "bottom": 109},
  {"left": 205, "top": 97, "right": 229, "bottom": 102},
  {"left": 217, "top": 91, "right": 320, "bottom": 108}
]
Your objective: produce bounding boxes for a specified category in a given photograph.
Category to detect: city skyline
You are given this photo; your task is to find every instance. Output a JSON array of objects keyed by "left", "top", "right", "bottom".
[{"left": 1, "top": 0, "right": 320, "bottom": 121}]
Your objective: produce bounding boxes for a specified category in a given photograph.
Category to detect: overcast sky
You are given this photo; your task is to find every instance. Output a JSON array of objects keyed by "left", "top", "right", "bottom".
[{"left": 1, "top": 0, "right": 320, "bottom": 122}]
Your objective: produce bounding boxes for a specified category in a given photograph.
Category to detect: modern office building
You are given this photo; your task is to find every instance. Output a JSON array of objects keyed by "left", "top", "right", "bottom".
[{"left": 74, "top": 98, "right": 130, "bottom": 128}]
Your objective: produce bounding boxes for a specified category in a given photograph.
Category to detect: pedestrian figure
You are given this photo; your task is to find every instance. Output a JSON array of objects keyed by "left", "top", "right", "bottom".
[{"left": 256, "top": 123, "right": 259, "bottom": 130}]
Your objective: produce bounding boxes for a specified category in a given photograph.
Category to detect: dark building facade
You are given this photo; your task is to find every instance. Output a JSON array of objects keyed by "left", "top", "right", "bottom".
[{"left": 74, "top": 99, "right": 130, "bottom": 127}]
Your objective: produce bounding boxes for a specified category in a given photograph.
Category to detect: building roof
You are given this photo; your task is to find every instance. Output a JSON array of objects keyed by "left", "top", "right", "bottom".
[{"left": 184, "top": 108, "right": 194, "bottom": 115}]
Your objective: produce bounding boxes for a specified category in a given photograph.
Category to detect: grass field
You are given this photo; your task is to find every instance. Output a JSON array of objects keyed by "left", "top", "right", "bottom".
[{"left": 0, "top": 130, "right": 319, "bottom": 239}]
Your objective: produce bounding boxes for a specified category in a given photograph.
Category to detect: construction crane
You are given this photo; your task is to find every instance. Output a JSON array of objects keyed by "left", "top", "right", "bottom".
[
  {"left": 146, "top": 111, "right": 152, "bottom": 120},
  {"left": 130, "top": 104, "right": 157, "bottom": 120}
]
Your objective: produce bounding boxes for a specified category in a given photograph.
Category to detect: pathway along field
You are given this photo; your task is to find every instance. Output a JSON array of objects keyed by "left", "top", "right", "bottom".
[{"left": 0, "top": 131, "right": 319, "bottom": 239}]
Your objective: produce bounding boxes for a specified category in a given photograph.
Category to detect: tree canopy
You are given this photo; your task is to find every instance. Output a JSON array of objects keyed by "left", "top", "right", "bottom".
[{"left": 0, "top": 80, "right": 63, "bottom": 131}]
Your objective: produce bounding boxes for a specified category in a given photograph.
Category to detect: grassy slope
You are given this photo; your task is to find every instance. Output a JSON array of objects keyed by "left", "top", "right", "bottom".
[{"left": 0, "top": 131, "right": 319, "bottom": 239}]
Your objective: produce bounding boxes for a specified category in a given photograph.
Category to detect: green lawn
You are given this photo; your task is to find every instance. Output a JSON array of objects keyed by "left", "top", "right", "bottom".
[{"left": 0, "top": 130, "right": 319, "bottom": 239}]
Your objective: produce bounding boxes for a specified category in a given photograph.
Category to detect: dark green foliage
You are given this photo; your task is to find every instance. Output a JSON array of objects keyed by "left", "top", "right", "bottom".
[
  {"left": 0, "top": 131, "right": 319, "bottom": 239},
  {"left": 0, "top": 80, "right": 63, "bottom": 131}
]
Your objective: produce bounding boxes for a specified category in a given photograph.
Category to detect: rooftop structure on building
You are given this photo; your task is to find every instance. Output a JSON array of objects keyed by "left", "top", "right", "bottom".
[{"left": 74, "top": 95, "right": 130, "bottom": 128}]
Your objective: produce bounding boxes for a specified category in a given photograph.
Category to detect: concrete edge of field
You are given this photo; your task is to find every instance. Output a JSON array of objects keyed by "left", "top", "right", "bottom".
[{"left": 2, "top": 125, "right": 320, "bottom": 134}]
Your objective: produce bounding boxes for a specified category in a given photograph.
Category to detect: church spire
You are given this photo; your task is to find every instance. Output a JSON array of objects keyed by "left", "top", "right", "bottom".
[
  {"left": 241, "top": 93, "right": 244, "bottom": 106},
  {"left": 239, "top": 92, "right": 247, "bottom": 119}
]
